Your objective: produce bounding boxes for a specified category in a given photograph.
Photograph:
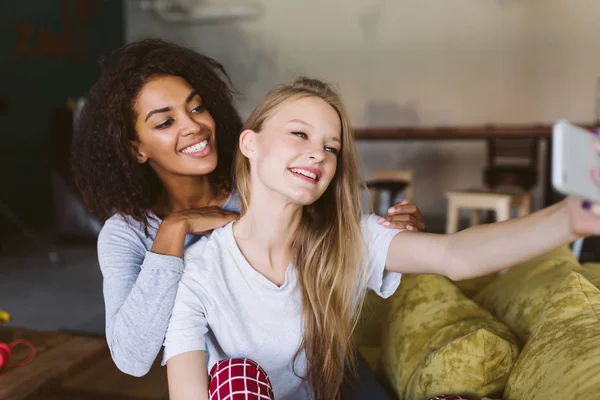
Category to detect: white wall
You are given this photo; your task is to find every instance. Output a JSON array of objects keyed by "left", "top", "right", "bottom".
[{"left": 126, "top": 0, "right": 600, "bottom": 220}]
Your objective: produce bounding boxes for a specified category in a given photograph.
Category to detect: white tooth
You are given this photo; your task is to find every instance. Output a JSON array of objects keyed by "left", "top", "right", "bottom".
[
  {"left": 291, "top": 168, "right": 317, "bottom": 180},
  {"left": 182, "top": 140, "right": 207, "bottom": 153}
]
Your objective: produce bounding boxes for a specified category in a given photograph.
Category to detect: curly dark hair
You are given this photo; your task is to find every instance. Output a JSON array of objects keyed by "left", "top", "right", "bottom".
[{"left": 71, "top": 39, "right": 242, "bottom": 230}]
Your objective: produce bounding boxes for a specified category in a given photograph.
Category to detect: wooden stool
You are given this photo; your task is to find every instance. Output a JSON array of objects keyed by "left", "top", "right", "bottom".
[
  {"left": 366, "top": 169, "right": 414, "bottom": 213},
  {"left": 445, "top": 189, "right": 531, "bottom": 234}
]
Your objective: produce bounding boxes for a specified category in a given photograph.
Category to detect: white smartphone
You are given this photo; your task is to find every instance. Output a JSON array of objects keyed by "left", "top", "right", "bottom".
[{"left": 552, "top": 120, "right": 600, "bottom": 203}]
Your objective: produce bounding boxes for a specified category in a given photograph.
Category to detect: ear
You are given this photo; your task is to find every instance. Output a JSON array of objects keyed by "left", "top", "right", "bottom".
[
  {"left": 129, "top": 140, "right": 148, "bottom": 164},
  {"left": 239, "top": 129, "right": 258, "bottom": 161}
]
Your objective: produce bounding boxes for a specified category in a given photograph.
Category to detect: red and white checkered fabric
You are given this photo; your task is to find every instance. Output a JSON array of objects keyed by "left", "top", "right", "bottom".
[{"left": 209, "top": 358, "right": 275, "bottom": 400}]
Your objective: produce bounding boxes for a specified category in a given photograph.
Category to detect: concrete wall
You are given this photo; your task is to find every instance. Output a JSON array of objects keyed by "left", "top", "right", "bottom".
[{"left": 126, "top": 0, "right": 600, "bottom": 221}]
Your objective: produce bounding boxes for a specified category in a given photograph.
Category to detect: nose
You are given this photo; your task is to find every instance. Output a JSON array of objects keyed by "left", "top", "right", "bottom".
[
  {"left": 180, "top": 114, "right": 201, "bottom": 137},
  {"left": 307, "top": 143, "right": 326, "bottom": 163}
]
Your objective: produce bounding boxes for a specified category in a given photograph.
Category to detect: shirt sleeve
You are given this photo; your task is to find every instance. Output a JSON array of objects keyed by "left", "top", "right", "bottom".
[
  {"left": 98, "top": 217, "right": 184, "bottom": 377},
  {"left": 361, "top": 214, "right": 403, "bottom": 298},
  {"left": 162, "top": 256, "right": 210, "bottom": 365}
]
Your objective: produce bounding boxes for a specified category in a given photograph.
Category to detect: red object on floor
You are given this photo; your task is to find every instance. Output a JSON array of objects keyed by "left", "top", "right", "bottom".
[
  {"left": 0, "top": 339, "right": 36, "bottom": 369},
  {"left": 0, "top": 342, "right": 11, "bottom": 368},
  {"left": 209, "top": 358, "right": 274, "bottom": 400}
]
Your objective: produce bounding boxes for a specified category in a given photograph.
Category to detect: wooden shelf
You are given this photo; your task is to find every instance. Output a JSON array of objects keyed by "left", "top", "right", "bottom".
[{"left": 354, "top": 123, "right": 597, "bottom": 140}]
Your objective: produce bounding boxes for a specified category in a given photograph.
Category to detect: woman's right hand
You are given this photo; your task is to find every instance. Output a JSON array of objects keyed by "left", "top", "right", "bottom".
[
  {"left": 169, "top": 207, "right": 240, "bottom": 235},
  {"left": 153, "top": 207, "right": 239, "bottom": 258}
]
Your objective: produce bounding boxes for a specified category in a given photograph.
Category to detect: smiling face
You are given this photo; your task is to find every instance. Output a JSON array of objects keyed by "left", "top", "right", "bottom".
[
  {"left": 241, "top": 95, "right": 342, "bottom": 206},
  {"left": 132, "top": 75, "right": 218, "bottom": 179}
]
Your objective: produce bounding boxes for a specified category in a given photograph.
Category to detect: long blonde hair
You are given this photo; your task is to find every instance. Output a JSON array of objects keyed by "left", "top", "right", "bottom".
[{"left": 234, "top": 77, "right": 367, "bottom": 399}]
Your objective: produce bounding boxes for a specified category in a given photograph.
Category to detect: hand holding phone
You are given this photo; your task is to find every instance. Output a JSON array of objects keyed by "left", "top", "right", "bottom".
[{"left": 552, "top": 120, "right": 600, "bottom": 204}]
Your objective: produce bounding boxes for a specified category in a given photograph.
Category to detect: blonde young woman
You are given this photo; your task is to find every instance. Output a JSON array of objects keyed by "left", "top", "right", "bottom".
[{"left": 163, "top": 77, "right": 600, "bottom": 400}]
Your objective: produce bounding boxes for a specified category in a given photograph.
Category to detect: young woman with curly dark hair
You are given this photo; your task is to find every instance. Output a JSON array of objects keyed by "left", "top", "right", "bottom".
[
  {"left": 71, "top": 39, "right": 425, "bottom": 398},
  {"left": 72, "top": 39, "right": 241, "bottom": 233}
]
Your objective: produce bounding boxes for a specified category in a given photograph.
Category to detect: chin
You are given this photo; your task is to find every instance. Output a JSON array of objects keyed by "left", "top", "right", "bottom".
[
  {"left": 189, "top": 158, "right": 218, "bottom": 174},
  {"left": 286, "top": 191, "right": 321, "bottom": 206}
]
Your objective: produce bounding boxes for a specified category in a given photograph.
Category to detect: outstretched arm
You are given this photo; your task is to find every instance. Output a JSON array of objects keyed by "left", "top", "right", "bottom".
[
  {"left": 384, "top": 199, "right": 584, "bottom": 280},
  {"left": 386, "top": 136, "right": 600, "bottom": 280}
]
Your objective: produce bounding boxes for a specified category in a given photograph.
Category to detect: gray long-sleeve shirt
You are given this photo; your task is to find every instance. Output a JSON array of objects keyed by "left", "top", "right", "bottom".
[{"left": 97, "top": 194, "right": 240, "bottom": 376}]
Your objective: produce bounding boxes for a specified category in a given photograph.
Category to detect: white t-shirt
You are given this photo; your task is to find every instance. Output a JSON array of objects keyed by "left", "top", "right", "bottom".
[{"left": 163, "top": 214, "right": 402, "bottom": 400}]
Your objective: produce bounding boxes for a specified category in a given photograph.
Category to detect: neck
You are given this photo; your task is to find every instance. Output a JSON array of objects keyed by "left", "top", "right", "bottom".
[
  {"left": 155, "top": 174, "right": 227, "bottom": 216},
  {"left": 233, "top": 188, "right": 302, "bottom": 273}
]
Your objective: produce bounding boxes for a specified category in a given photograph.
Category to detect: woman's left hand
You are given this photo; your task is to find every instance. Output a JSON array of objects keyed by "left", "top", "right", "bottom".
[
  {"left": 566, "top": 136, "right": 600, "bottom": 237},
  {"left": 377, "top": 200, "right": 425, "bottom": 231}
]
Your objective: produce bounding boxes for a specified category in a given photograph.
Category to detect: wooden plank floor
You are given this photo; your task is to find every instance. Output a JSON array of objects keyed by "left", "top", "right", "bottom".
[
  {"left": 23, "top": 344, "right": 169, "bottom": 400},
  {"left": 1, "top": 329, "right": 106, "bottom": 400}
]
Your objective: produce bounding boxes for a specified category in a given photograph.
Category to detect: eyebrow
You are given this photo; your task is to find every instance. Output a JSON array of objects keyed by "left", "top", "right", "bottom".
[
  {"left": 288, "top": 118, "right": 314, "bottom": 128},
  {"left": 144, "top": 90, "right": 199, "bottom": 122},
  {"left": 287, "top": 118, "right": 341, "bottom": 143}
]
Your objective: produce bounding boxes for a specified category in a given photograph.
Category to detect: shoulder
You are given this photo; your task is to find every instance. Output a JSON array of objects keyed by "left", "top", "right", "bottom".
[
  {"left": 360, "top": 214, "right": 404, "bottom": 245},
  {"left": 99, "top": 214, "right": 142, "bottom": 242},
  {"left": 222, "top": 190, "right": 242, "bottom": 213},
  {"left": 183, "top": 224, "right": 231, "bottom": 275},
  {"left": 98, "top": 214, "right": 156, "bottom": 255},
  {"left": 360, "top": 214, "right": 381, "bottom": 231},
  {"left": 360, "top": 214, "right": 387, "bottom": 237}
]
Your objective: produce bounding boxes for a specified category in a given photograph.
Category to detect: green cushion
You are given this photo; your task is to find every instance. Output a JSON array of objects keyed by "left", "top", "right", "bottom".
[
  {"left": 473, "top": 245, "right": 580, "bottom": 342},
  {"left": 504, "top": 272, "right": 600, "bottom": 399},
  {"left": 381, "top": 274, "right": 520, "bottom": 400},
  {"left": 453, "top": 274, "right": 498, "bottom": 298},
  {"left": 574, "top": 263, "right": 600, "bottom": 288}
]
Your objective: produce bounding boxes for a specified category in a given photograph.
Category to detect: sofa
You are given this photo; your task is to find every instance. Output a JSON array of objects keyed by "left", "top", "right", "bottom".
[{"left": 354, "top": 245, "right": 600, "bottom": 400}]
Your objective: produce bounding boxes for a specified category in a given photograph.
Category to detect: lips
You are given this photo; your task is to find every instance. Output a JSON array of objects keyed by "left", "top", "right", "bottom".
[
  {"left": 288, "top": 167, "right": 322, "bottom": 182},
  {"left": 180, "top": 139, "right": 208, "bottom": 154},
  {"left": 179, "top": 136, "right": 210, "bottom": 153}
]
